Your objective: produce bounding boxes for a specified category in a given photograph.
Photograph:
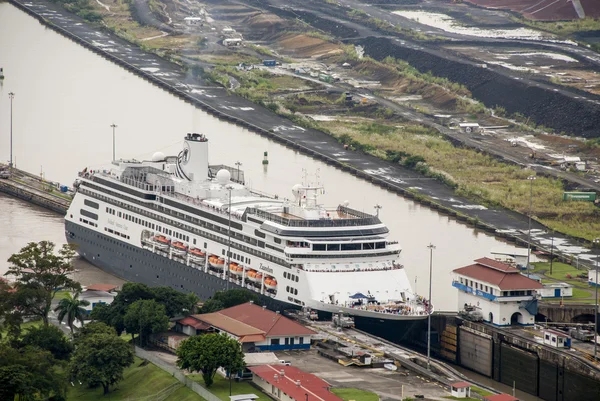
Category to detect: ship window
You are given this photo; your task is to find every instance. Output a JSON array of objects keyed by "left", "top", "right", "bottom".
[
  {"left": 274, "top": 237, "right": 281, "bottom": 244},
  {"left": 313, "top": 244, "right": 326, "bottom": 251},
  {"left": 376, "top": 242, "right": 385, "bottom": 249},
  {"left": 204, "top": 242, "right": 207, "bottom": 248},
  {"left": 254, "top": 230, "right": 266, "bottom": 239},
  {"left": 341, "top": 243, "right": 360, "bottom": 251},
  {"left": 327, "top": 244, "right": 340, "bottom": 251},
  {"left": 84, "top": 199, "right": 99, "bottom": 209},
  {"left": 363, "top": 243, "right": 374, "bottom": 250},
  {"left": 81, "top": 209, "right": 98, "bottom": 221}
]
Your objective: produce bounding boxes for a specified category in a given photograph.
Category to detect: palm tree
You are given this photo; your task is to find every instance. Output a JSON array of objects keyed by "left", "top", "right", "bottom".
[{"left": 54, "top": 292, "right": 90, "bottom": 334}]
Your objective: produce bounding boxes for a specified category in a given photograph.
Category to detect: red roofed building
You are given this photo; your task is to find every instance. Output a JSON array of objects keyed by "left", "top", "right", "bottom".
[
  {"left": 249, "top": 365, "right": 343, "bottom": 401},
  {"left": 175, "top": 302, "right": 316, "bottom": 351},
  {"left": 453, "top": 258, "right": 542, "bottom": 326}
]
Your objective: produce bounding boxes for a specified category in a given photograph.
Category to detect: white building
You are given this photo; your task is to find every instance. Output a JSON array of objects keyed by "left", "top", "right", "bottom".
[
  {"left": 79, "top": 283, "right": 118, "bottom": 314},
  {"left": 453, "top": 258, "right": 543, "bottom": 326},
  {"left": 184, "top": 16, "right": 204, "bottom": 26},
  {"left": 450, "top": 382, "right": 472, "bottom": 398},
  {"left": 539, "top": 282, "right": 573, "bottom": 298},
  {"left": 588, "top": 269, "right": 599, "bottom": 286},
  {"left": 543, "top": 329, "right": 571, "bottom": 348},
  {"left": 458, "top": 122, "right": 480, "bottom": 133}
]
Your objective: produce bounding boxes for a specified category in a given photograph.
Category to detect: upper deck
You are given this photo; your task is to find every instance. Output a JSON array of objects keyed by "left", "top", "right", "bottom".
[{"left": 243, "top": 206, "right": 382, "bottom": 228}]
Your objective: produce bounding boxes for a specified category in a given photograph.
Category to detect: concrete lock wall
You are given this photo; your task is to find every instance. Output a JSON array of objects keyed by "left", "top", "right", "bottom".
[
  {"left": 499, "top": 343, "right": 538, "bottom": 395},
  {"left": 459, "top": 327, "right": 493, "bottom": 377}
]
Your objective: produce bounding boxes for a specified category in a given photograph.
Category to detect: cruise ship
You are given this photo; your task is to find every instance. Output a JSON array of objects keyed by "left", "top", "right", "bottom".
[{"left": 65, "top": 133, "right": 431, "bottom": 327}]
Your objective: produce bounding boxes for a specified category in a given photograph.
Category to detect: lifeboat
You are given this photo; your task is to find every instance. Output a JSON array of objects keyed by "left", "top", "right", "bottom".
[
  {"left": 189, "top": 248, "right": 206, "bottom": 262},
  {"left": 264, "top": 277, "right": 277, "bottom": 290},
  {"left": 208, "top": 255, "right": 225, "bottom": 270},
  {"left": 247, "top": 270, "right": 263, "bottom": 283},
  {"left": 229, "top": 263, "right": 244, "bottom": 276},
  {"left": 246, "top": 270, "right": 259, "bottom": 282},
  {"left": 153, "top": 235, "right": 170, "bottom": 250},
  {"left": 171, "top": 241, "right": 188, "bottom": 256}
]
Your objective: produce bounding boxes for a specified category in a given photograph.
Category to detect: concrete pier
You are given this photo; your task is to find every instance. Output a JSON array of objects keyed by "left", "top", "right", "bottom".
[{"left": 0, "top": 166, "right": 71, "bottom": 215}]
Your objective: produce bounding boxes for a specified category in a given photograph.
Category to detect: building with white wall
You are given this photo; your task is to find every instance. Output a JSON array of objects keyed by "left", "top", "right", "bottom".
[
  {"left": 588, "top": 269, "right": 600, "bottom": 286},
  {"left": 453, "top": 258, "right": 543, "bottom": 326},
  {"left": 543, "top": 329, "right": 571, "bottom": 348},
  {"left": 450, "top": 382, "right": 472, "bottom": 398},
  {"left": 79, "top": 284, "right": 118, "bottom": 314},
  {"left": 249, "top": 365, "right": 343, "bottom": 401},
  {"left": 539, "top": 283, "right": 573, "bottom": 298}
]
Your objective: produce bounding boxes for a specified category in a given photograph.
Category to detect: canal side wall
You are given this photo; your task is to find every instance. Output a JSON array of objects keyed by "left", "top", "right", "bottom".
[
  {"left": 457, "top": 320, "right": 600, "bottom": 401},
  {"left": 6, "top": 0, "right": 595, "bottom": 269},
  {"left": 0, "top": 175, "right": 69, "bottom": 215}
]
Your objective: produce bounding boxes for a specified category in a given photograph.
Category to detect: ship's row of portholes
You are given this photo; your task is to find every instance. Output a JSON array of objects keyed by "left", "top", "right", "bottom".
[
  {"left": 286, "top": 286, "right": 298, "bottom": 296},
  {"left": 283, "top": 272, "right": 299, "bottom": 282}
]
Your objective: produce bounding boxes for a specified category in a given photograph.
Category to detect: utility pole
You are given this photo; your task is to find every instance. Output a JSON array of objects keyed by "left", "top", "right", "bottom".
[
  {"left": 526, "top": 176, "right": 536, "bottom": 276},
  {"left": 110, "top": 123, "right": 117, "bottom": 162},
  {"left": 235, "top": 161, "right": 242, "bottom": 183},
  {"left": 427, "top": 243, "right": 436, "bottom": 371},
  {"left": 226, "top": 186, "right": 233, "bottom": 290},
  {"left": 8, "top": 92, "right": 14, "bottom": 168},
  {"left": 595, "top": 239, "right": 600, "bottom": 360}
]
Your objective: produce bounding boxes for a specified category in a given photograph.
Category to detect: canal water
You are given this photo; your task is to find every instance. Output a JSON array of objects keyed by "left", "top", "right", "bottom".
[{"left": 0, "top": 3, "right": 510, "bottom": 309}]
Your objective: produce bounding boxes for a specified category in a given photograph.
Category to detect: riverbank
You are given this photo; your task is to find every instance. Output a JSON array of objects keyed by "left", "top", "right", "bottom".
[{"left": 6, "top": 0, "right": 599, "bottom": 268}]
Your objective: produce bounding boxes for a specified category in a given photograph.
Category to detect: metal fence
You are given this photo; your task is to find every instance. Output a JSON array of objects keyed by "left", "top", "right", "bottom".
[{"left": 135, "top": 346, "right": 222, "bottom": 401}]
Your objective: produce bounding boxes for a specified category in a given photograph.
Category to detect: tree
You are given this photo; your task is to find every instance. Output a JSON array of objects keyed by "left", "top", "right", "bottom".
[
  {"left": 90, "top": 303, "right": 125, "bottom": 335},
  {"left": 177, "top": 333, "right": 245, "bottom": 387},
  {"left": 70, "top": 332, "right": 134, "bottom": 395},
  {"left": 124, "top": 299, "right": 169, "bottom": 346},
  {"left": 6, "top": 241, "right": 80, "bottom": 325},
  {"left": 0, "top": 343, "right": 68, "bottom": 400},
  {"left": 19, "top": 324, "right": 74, "bottom": 360},
  {"left": 201, "top": 289, "right": 259, "bottom": 313},
  {"left": 151, "top": 286, "right": 199, "bottom": 317},
  {"left": 54, "top": 292, "right": 90, "bottom": 333}
]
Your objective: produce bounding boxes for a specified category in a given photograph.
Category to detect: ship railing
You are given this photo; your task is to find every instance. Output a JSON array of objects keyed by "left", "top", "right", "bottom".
[
  {"left": 322, "top": 300, "right": 430, "bottom": 316},
  {"left": 159, "top": 191, "right": 243, "bottom": 221},
  {"left": 242, "top": 206, "right": 382, "bottom": 227},
  {"left": 302, "top": 264, "right": 404, "bottom": 273}
]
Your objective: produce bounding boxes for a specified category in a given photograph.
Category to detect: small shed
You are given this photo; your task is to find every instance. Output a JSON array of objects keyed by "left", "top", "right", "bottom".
[
  {"left": 450, "top": 381, "right": 472, "bottom": 398},
  {"left": 539, "top": 283, "right": 573, "bottom": 298},
  {"left": 458, "top": 122, "right": 480, "bottom": 133},
  {"left": 184, "top": 16, "right": 204, "bottom": 26},
  {"left": 589, "top": 269, "right": 600, "bottom": 286},
  {"left": 543, "top": 329, "right": 571, "bottom": 349}
]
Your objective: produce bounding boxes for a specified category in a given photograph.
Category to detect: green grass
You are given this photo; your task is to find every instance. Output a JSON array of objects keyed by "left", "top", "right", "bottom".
[
  {"left": 54, "top": 291, "right": 71, "bottom": 301},
  {"left": 332, "top": 388, "right": 379, "bottom": 401},
  {"left": 471, "top": 386, "right": 493, "bottom": 397},
  {"left": 68, "top": 356, "right": 203, "bottom": 400},
  {"left": 188, "top": 373, "right": 268, "bottom": 401},
  {"left": 532, "top": 262, "right": 588, "bottom": 287},
  {"left": 1, "top": 319, "right": 43, "bottom": 340}
]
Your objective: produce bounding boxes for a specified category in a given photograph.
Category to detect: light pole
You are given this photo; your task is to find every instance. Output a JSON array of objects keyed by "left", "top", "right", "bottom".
[
  {"left": 526, "top": 175, "right": 536, "bottom": 276},
  {"left": 235, "top": 161, "right": 242, "bottom": 183},
  {"left": 110, "top": 123, "right": 117, "bottom": 162},
  {"left": 226, "top": 185, "right": 233, "bottom": 290},
  {"left": 426, "top": 243, "right": 435, "bottom": 371},
  {"left": 549, "top": 230, "right": 554, "bottom": 276},
  {"left": 595, "top": 238, "right": 600, "bottom": 360},
  {"left": 374, "top": 204, "right": 382, "bottom": 217},
  {"left": 8, "top": 92, "right": 14, "bottom": 168}
]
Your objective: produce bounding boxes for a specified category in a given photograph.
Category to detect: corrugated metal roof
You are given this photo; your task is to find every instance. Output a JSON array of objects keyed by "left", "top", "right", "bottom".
[{"left": 192, "top": 313, "right": 266, "bottom": 337}]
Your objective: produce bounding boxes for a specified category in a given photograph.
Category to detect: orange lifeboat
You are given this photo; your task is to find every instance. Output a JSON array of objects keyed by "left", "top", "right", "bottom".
[
  {"left": 247, "top": 270, "right": 258, "bottom": 282},
  {"left": 209, "top": 255, "right": 225, "bottom": 269},
  {"left": 171, "top": 241, "right": 188, "bottom": 255},
  {"left": 189, "top": 248, "right": 206, "bottom": 259},
  {"left": 229, "top": 263, "right": 243, "bottom": 276},
  {"left": 153, "top": 235, "right": 170, "bottom": 249},
  {"left": 264, "top": 277, "right": 277, "bottom": 290}
]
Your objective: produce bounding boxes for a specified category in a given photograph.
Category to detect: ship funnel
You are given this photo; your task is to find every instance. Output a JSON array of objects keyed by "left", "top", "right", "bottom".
[{"left": 179, "top": 133, "right": 209, "bottom": 182}]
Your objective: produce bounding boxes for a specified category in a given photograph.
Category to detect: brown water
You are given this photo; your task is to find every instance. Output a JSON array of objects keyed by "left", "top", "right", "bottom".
[{"left": 0, "top": 3, "right": 508, "bottom": 308}]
